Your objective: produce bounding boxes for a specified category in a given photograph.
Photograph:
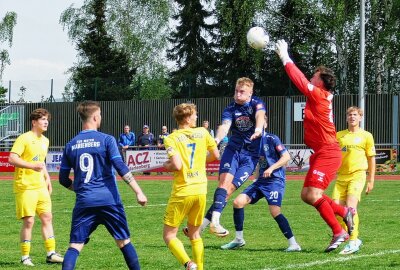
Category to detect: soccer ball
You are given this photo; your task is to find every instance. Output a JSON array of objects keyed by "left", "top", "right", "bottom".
[{"left": 246, "top": 27, "right": 269, "bottom": 50}]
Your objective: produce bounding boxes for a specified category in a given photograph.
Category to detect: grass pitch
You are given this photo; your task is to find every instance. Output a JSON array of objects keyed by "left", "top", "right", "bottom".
[{"left": 0, "top": 178, "right": 399, "bottom": 269}]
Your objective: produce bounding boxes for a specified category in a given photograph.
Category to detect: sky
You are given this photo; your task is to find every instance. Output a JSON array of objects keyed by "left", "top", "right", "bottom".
[{"left": 0, "top": 1, "right": 84, "bottom": 102}]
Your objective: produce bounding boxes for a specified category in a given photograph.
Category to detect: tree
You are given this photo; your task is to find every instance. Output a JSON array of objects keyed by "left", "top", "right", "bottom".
[
  {"left": 0, "top": 11, "right": 17, "bottom": 81},
  {"left": 0, "top": 85, "right": 7, "bottom": 103},
  {"left": 213, "top": 0, "right": 266, "bottom": 96},
  {"left": 60, "top": 0, "right": 172, "bottom": 100},
  {"left": 17, "top": 86, "right": 26, "bottom": 103},
  {"left": 167, "top": 0, "right": 216, "bottom": 98},
  {"left": 68, "top": 0, "right": 136, "bottom": 101}
]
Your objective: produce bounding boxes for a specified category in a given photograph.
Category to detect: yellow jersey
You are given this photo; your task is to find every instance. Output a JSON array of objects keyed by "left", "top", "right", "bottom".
[
  {"left": 337, "top": 129, "right": 376, "bottom": 175},
  {"left": 164, "top": 127, "right": 217, "bottom": 197},
  {"left": 11, "top": 131, "right": 49, "bottom": 192}
]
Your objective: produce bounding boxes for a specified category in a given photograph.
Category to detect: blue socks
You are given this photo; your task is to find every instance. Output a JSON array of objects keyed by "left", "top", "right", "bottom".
[
  {"left": 274, "top": 214, "right": 294, "bottom": 239},
  {"left": 213, "top": 188, "right": 228, "bottom": 213},
  {"left": 121, "top": 242, "right": 140, "bottom": 270},
  {"left": 62, "top": 247, "right": 80, "bottom": 270},
  {"left": 233, "top": 208, "right": 245, "bottom": 231}
]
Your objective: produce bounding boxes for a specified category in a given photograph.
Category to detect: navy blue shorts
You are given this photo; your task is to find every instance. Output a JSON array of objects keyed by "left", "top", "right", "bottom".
[
  {"left": 219, "top": 146, "right": 259, "bottom": 189},
  {"left": 242, "top": 179, "right": 285, "bottom": 206},
  {"left": 69, "top": 204, "right": 130, "bottom": 244}
]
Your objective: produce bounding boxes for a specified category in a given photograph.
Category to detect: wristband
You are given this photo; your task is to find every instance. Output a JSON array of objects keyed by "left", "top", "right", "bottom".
[
  {"left": 122, "top": 172, "right": 134, "bottom": 184},
  {"left": 255, "top": 128, "right": 262, "bottom": 133}
]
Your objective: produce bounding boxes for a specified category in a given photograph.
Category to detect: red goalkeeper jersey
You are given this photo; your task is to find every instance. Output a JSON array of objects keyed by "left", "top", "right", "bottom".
[{"left": 285, "top": 63, "right": 338, "bottom": 150}]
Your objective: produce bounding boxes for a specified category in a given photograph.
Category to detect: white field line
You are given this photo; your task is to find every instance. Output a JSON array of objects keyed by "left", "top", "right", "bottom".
[{"left": 261, "top": 249, "right": 400, "bottom": 270}]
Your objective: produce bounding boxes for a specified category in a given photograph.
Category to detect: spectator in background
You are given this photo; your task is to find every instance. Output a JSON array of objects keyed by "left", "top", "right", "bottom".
[
  {"left": 118, "top": 125, "right": 135, "bottom": 160},
  {"left": 202, "top": 120, "right": 214, "bottom": 138},
  {"left": 158, "top": 126, "right": 169, "bottom": 150},
  {"left": 138, "top": 125, "right": 155, "bottom": 175},
  {"left": 137, "top": 125, "right": 155, "bottom": 149}
]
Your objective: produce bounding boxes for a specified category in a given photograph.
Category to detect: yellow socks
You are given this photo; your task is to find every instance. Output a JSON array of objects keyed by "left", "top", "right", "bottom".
[{"left": 168, "top": 238, "right": 190, "bottom": 266}]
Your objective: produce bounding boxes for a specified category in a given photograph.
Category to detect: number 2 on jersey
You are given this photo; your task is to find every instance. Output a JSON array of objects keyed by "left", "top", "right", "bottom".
[
  {"left": 187, "top": 143, "right": 196, "bottom": 169},
  {"left": 80, "top": 153, "right": 94, "bottom": 183}
]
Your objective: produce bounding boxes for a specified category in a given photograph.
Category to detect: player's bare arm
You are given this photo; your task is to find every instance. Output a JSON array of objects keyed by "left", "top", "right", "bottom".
[
  {"left": 122, "top": 172, "right": 148, "bottom": 206},
  {"left": 163, "top": 148, "right": 182, "bottom": 171},
  {"left": 365, "top": 156, "right": 376, "bottom": 194},
  {"left": 206, "top": 147, "right": 220, "bottom": 163},
  {"left": 250, "top": 110, "right": 266, "bottom": 141},
  {"left": 263, "top": 151, "right": 290, "bottom": 178},
  {"left": 215, "top": 120, "right": 231, "bottom": 144}
]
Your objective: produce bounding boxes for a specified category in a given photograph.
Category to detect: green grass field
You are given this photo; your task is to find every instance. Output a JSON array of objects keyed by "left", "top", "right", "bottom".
[{"left": 0, "top": 178, "right": 399, "bottom": 270}]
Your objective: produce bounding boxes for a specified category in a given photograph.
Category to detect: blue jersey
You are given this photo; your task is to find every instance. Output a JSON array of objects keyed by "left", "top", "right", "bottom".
[
  {"left": 222, "top": 96, "right": 266, "bottom": 154},
  {"left": 257, "top": 133, "right": 287, "bottom": 183},
  {"left": 60, "top": 130, "right": 123, "bottom": 208}
]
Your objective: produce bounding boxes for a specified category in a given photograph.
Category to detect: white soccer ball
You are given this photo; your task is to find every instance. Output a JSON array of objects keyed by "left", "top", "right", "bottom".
[{"left": 246, "top": 27, "right": 269, "bottom": 50}]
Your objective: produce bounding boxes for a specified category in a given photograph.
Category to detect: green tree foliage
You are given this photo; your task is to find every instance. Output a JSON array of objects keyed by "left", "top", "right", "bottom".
[
  {"left": 213, "top": 0, "right": 266, "bottom": 96},
  {"left": 67, "top": 0, "right": 136, "bottom": 101},
  {"left": 167, "top": 0, "right": 217, "bottom": 98},
  {"left": 0, "top": 11, "right": 17, "bottom": 81},
  {"left": 60, "top": 0, "right": 172, "bottom": 100}
]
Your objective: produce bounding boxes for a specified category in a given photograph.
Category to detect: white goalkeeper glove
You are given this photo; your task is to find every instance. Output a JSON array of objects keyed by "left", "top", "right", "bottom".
[{"left": 275, "top": 39, "right": 293, "bottom": 66}]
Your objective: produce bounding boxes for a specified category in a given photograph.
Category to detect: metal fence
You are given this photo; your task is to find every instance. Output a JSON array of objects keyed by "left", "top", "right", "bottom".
[{"left": 0, "top": 94, "right": 397, "bottom": 150}]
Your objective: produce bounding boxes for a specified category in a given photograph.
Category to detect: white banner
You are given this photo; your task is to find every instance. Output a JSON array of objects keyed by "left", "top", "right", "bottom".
[
  {"left": 46, "top": 151, "right": 63, "bottom": 172},
  {"left": 286, "top": 149, "right": 313, "bottom": 172},
  {"left": 294, "top": 102, "right": 306, "bottom": 121},
  {"left": 126, "top": 150, "right": 169, "bottom": 172}
]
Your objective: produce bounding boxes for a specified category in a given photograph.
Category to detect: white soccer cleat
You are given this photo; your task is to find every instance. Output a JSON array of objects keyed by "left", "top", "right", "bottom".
[
  {"left": 221, "top": 239, "right": 246, "bottom": 250},
  {"left": 210, "top": 223, "right": 229, "bottom": 237},
  {"left": 324, "top": 231, "right": 349, "bottom": 253},
  {"left": 21, "top": 257, "right": 34, "bottom": 266},
  {"left": 46, "top": 252, "right": 64, "bottom": 263},
  {"left": 185, "top": 261, "right": 197, "bottom": 270},
  {"left": 339, "top": 239, "right": 362, "bottom": 255},
  {"left": 285, "top": 243, "right": 302, "bottom": 252}
]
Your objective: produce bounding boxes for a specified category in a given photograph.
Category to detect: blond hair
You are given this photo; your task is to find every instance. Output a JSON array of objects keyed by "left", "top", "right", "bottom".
[
  {"left": 173, "top": 103, "right": 197, "bottom": 125},
  {"left": 236, "top": 77, "right": 254, "bottom": 88},
  {"left": 346, "top": 106, "right": 363, "bottom": 116}
]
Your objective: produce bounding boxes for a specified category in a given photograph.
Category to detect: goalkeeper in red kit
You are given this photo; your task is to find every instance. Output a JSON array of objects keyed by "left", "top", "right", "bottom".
[{"left": 274, "top": 40, "right": 355, "bottom": 252}]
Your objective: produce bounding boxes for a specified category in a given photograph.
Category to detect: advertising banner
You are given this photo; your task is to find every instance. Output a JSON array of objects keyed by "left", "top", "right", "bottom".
[
  {"left": 286, "top": 149, "right": 313, "bottom": 172},
  {"left": 375, "top": 149, "right": 397, "bottom": 172},
  {"left": 0, "top": 152, "right": 15, "bottom": 172},
  {"left": 46, "top": 151, "right": 63, "bottom": 172}
]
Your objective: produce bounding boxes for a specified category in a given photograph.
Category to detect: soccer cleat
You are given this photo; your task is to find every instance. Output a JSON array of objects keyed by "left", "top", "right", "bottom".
[
  {"left": 221, "top": 239, "right": 246, "bottom": 250},
  {"left": 182, "top": 227, "right": 189, "bottom": 237},
  {"left": 343, "top": 207, "right": 356, "bottom": 235},
  {"left": 285, "top": 244, "right": 302, "bottom": 252},
  {"left": 46, "top": 252, "right": 64, "bottom": 263},
  {"left": 339, "top": 239, "right": 362, "bottom": 255},
  {"left": 21, "top": 257, "right": 34, "bottom": 266},
  {"left": 324, "top": 231, "right": 349, "bottom": 253},
  {"left": 210, "top": 223, "right": 229, "bottom": 237},
  {"left": 185, "top": 261, "right": 198, "bottom": 270}
]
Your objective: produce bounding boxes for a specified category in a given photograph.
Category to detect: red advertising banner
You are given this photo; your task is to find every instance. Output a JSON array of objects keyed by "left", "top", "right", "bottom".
[{"left": 0, "top": 152, "right": 15, "bottom": 172}]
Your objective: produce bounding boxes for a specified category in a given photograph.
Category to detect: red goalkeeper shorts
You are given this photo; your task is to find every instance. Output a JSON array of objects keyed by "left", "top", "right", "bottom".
[{"left": 303, "top": 143, "right": 342, "bottom": 190}]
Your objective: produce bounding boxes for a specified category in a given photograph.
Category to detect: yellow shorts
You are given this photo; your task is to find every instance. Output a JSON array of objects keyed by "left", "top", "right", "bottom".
[
  {"left": 332, "top": 171, "right": 366, "bottom": 202},
  {"left": 15, "top": 187, "right": 52, "bottom": 219},
  {"left": 163, "top": 194, "right": 206, "bottom": 228}
]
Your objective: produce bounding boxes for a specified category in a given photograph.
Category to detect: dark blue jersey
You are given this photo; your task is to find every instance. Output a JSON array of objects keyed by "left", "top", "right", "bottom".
[
  {"left": 222, "top": 96, "right": 266, "bottom": 154},
  {"left": 257, "top": 133, "right": 287, "bottom": 183},
  {"left": 60, "top": 130, "right": 123, "bottom": 208}
]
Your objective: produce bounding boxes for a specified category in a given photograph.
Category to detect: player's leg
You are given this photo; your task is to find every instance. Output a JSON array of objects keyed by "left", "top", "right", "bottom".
[
  {"left": 62, "top": 207, "right": 97, "bottom": 270},
  {"left": 62, "top": 243, "right": 84, "bottom": 270},
  {"left": 221, "top": 192, "right": 252, "bottom": 250},
  {"left": 186, "top": 194, "right": 206, "bottom": 270},
  {"left": 331, "top": 177, "right": 349, "bottom": 232},
  {"left": 101, "top": 205, "right": 141, "bottom": 270},
  {"left": 339, "top": 172, "right": 365, "bottom": 254},
  {"left": 265, "top": 181, "right": 301, "bottom": 252},
  {"left": 37, "top": 187, "right": 63, "bottom": 263},
  {"left": 16, "top": 190, "right": 37, "bottom": 266},
  {"left": 164, "top": 197, "right": 194, "bottom": 269}
]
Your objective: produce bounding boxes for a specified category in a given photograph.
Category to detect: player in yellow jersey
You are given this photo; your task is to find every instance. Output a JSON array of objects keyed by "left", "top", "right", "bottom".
[
  {"left": 333, "top": 106, "right": 376, "bottom": 254},
  {"left": 8, "top": 108, "right": 63, "bottom": 266},
  {"left": 163, "top": 103, "right": 220, "bottom": 270}
]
